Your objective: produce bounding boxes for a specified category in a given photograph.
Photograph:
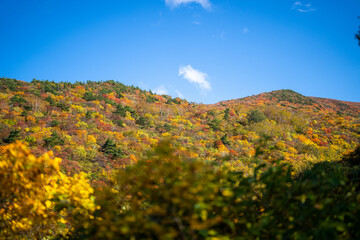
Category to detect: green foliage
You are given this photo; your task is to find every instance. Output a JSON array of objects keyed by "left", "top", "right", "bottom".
[
  {"left": 163, "top": 123, "right": 173, "bottom": 132},
  {"left": 341, "top": 145, "right": 360, "bottom": 182},
  {"left": 56, "top": 102, "right": 70, "bottom": 111},
  {"left": 221, "top": 134, "right": 230, "bottom": 145},
  {"left": 9, "top": 95, "right": 26, "bottom": 105},
  {"left": 50, "top": 120, "right": 60, "bottom": 127},
  {"left": 0, "top": 77, "right": 20, "bottom": 91},
  {"left": 85, "top": 111, "right": 93, "bottom": 119},
  {"left": 72, "top": 141, "right": 360, "bottom": 240},
  {"left": 42, "top": 80, "right": 60, "bottom": 94},
  {"left": 98, "top": 87, "right": 112, "bottom": 96},
  {"left": 342, "top": 145, "right": 360, "bottom": 167},
  {"left": 113, "top": 104, "right": 126, "bottom": 117},
  {"left": 208, "top": 118, "right": 222, "bottom": 131},
  {"left": 269, "top": 89, "right": 315, "bottom": 105},
  {"left": 124, "top": 105, "right": 136, "bottom": 117},
  {"left": 100, "top": 139, "right": 123, "bottom": 159},
  {"left": 24, "top": 105, "right": 32, "bottom": 111},
  {"left": 247, "top": 109, "right": 267, "bottom": 124},
  {"left": 45, "top": 96, "right": 56, "bottom": 106},
  {"left": 207, "top": 110, "right": 215, "bottom": 116},
  {"left": 83, "top": 92, "right": 97, "bottom": 101},
  {"left": 224, "top": 108, "right": 230, "bottom": 120},
  {"left": 43, "top": 132, "right": 64, "bottom": 148},
  {"left": 166, "top": 97, "right": 181, "bottom": 105},
  {"left": 136, "top": 116, "right": 150, "bottom": 129},
  {"left": 3, "top": 129, "right": 21, "bottom": 143},
  {"left": 25, "top": 135, "right": 37, "bottom": 146},
  {"left": 113, "top": 104, "right": 136, "bottom": 117},
  {"left": 114, "top": 119, "right": 125, "bottom": 127},
  {"left": 146, "top": 95, "right": 158, "bottom": 103},
  {"left": 20, "top": 110, "right": 28, "bottom": 118}
]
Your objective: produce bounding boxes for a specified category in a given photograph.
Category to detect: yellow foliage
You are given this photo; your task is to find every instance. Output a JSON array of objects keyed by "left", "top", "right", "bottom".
[
  {"left": 296, "top": 135, "right": 316, "bottom": 146},
  {"left": 276, "top": 141, "right": 286, "bottom": 150},
  {"left": 125, "top": 111, "right": 135, "bottom": 121},
  {"left": 33, "top": 111, "right": 44, "bottom": 118},
  {"left": 1, "top": 119, "right": 17, "bottom": 127},
  {"left": 0, "top": 92, "right": 9, "bottom": 100},
  {"left": 87, "top": 135, "right": 97, "bottom": 144},
  {"left": 129, "top": 154, "right": 137, "bottom": 164},
  {"left": 162, "top": 132, "right": 171, "bottom": 138},
  {"left": 30, "top": 126, "right": 42, "bottom": 133},
  {"left": 0, "top": 141, "right": 96, "bottom": 239},
  {"left": 13, "top": 106, "right": 22, "bottom": 113},
  {"left": 94, "top": 112, "right": 104, "bottom": 120},
  {"left": 217, "top": 143, "right": 229, "bottom": 156},
  {"left": 71, "top": 104, "right": 86, "bottom": 113},
  {"left": 53, "top": 145, "right": 62, "bottom": 151},
  {"left": 73, "top": 145, "right": 87, "bottom": 160},
  {"left": 76, "top": 121, "right": 89, "bottom": 129}
]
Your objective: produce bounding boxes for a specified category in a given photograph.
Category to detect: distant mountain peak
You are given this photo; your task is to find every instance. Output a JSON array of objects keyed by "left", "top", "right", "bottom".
[{"left": 264, "top": 89, "right": 315, "bottom": 105}]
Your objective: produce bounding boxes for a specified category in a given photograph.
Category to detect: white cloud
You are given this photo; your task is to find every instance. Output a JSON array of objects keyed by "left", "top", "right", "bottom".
[
  {"left": 179, "top": 65, "right": 211, "bottom": 91},
  {"left": 175, "top": 90, "right": 185, "bottom": 98},
  {"left": 165, "top": 0, "right": 211, "bottom": 9},
  {"left": 153, "top": 85, "right": 168, "bottom": 95},
  {"left": 243, "top": 27, "right": 249, "bottom": 34},
  {"left": 292, "top": 1, "right": 316, "bottom": 13}
]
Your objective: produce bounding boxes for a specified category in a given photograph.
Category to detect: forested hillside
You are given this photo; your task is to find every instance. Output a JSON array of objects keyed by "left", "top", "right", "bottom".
[
  {"left": 1, "top": 78, "right": 359, "bottom": 179},
  {"left": 1, "top": 77, "right": 360, "bottom": 239}
]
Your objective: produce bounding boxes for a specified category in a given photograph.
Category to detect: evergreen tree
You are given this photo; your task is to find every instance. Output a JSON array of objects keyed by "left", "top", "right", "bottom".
[
  {"left": 101, "top": 139, "right": 123, "bottom": 159},
  {"left": 3, "top": 129, "right": 21, "bottom": 143}
]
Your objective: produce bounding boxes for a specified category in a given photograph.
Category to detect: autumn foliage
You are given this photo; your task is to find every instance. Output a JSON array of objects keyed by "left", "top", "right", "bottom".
[
  {"left": 1, "top": 78, "right": 360, "bottom": 238},
  {"left": 0, "top": 141, "right": 96, "bottom": 239}
]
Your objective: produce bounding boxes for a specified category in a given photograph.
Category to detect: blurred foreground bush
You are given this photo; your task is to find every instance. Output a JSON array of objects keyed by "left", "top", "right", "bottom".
[{"left": 72, "top": 141, "right": 360, "bottom": 240}]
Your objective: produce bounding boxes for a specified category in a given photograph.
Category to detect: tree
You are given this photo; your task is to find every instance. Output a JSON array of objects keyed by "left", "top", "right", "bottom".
[
  {"left": 101, "top": 139, "right": 123, "bottom": 159},
  {"left": 43, "top": 132, "right": 64, "bottom": 148},
  {"left": 3, "top": 129, "right": 21, "bottom": 143},
  {"left": 208, "top": 118, "right": 222, "bottom": 131},
  {"left": 221, "top": 133, "right": 230, "bottom": 145},
  {"left": 0, "top": 141, "right": 96, "bottom": 239},
  {"left": 113, "top": 104, "right": 127, "bottom": 117},
  {"left": 356, "top": 17, "right": 360, "bottom": 45},
  {"left": 83, "top": 92, "right": 97, "bottom": 101},
  {"left": 224, "top": 108, "right": 230, "bottom": 120},
  {"left": 136, "top": 116, "right": 150, "bottom": 129},
  {"left": 247, "top": 109, "right": 267, "bottom": 124}
]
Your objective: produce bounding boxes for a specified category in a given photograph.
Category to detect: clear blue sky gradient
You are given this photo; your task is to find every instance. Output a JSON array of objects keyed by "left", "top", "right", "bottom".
[{"left": 1, "top": 0, "right": 359, "bottom": 104}]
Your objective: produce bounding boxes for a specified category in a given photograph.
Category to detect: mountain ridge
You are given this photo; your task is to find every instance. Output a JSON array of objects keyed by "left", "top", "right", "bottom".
[{"left": 216, "top": 89, "right": 360, "bottom": 117}]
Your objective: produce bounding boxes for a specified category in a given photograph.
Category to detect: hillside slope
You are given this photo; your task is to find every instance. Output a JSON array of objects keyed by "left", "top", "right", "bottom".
[
  {"left": 0, "top": 79, "right": 359, "bottom": 183},
  {"left": 219, "top": 89, "right": 360, "bottom": 116}
]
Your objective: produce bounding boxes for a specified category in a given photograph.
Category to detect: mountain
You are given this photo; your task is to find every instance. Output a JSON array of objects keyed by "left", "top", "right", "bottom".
[
  {"left": 0, "top": 78, "right": 359, "bottom": 182},
  {"left": 219, "top": 89, "right": 360, "bottom": 116}
]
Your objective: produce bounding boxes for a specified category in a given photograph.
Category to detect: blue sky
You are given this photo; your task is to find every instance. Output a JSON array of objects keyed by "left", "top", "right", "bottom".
[{"left": 1, "top": 0, "right": 359, "bottom": 104}]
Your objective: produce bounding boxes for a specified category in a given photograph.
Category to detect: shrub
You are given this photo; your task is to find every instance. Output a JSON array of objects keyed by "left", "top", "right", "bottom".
[
  {"left": 43, "top": 132, "right": 64, "bottom": 148},
  {"left": 100, "top": 139, "right": 123, "bottom": 159},
  {"left": 247, "top": 109, "right": 267, "bottom": 124},
  {"left": 83, "top": 92, "right": 97, "bottom": 101},
  {"left": 3, "top": 129, "right": 21, "bottom": 143}
]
